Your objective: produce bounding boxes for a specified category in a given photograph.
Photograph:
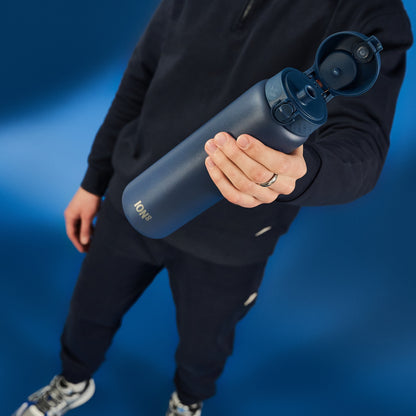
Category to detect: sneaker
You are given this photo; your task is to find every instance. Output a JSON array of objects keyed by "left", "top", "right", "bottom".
[
  {"left": 12, "top": 375, "right": 95, "bottom": 416},
  {"left": 166, "top": 391, "right": 203, "bottom": 416}
]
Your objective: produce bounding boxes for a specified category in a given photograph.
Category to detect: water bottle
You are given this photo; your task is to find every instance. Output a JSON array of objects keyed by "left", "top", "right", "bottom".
[{"left": 122, "top": 31, "right": 383, "bottom": 238}]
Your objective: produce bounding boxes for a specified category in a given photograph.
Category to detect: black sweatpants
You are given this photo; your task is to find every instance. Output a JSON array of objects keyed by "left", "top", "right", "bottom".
[{"left": 60, "top": 198, "right": 267, "bottom": 404}]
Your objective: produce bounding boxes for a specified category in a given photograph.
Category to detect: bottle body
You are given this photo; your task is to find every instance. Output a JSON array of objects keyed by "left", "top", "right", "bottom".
[{"left": 122, "top": 80, "right": 308, "bottom": 238}]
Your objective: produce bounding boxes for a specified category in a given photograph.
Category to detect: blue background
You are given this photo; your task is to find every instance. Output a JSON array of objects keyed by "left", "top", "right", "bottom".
[{"left": 1, "top": 1, "right": 415, "bottom": 415}]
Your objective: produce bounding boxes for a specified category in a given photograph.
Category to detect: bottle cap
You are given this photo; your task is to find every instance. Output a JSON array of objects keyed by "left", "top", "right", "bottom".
[{"left": 311, "top": 31, "right": 383, "bottom": 98}]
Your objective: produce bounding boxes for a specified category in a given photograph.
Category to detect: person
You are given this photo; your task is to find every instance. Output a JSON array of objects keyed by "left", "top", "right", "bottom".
[{"left": 13, "top": 1, "right": 412, "bottom": 415}]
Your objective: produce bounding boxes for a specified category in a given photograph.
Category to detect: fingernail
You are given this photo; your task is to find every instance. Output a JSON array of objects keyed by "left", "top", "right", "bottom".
[
  {"left": 206, "top": 157, "right": 215, "bottom": 168},
  {"left": 206, "top": 140, "right": 217, "bottom": 153},
  {"left": 214, "top": 132, "right": 227, "bottom": 147},
  {"left": 81, "top": 236, "right": 89, "bottom": 245},
  {"left": 237, "top": 135, "right": 249, "bottom": 149}
]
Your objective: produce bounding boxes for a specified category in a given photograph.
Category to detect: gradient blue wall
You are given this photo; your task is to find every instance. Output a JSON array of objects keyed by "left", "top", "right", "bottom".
[{"left": 1, "top": 1, "right": 415, "bottom": 415}]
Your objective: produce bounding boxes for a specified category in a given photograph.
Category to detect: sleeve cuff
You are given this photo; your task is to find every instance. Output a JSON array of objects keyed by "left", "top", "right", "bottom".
[
  {"left": 80, "top": 165, "right": 113, "bottom": 197},
  {"left": 277, "top": 144, "right": 322, "bottom": 205}
]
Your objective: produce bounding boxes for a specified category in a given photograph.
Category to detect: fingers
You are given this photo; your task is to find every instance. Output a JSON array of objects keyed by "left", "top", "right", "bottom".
[
  {"left": 206, "top": 133, "right": 276, "bottom": 185},
  {"left": 236, "top": 134, "right": 307, "bottom": 180},
  {"left": 205, "top": 157, "right": 277, "bottom": 208},
  {"left": 65, "top": 211, "right": 95, "bottom": 253},
  {"left": 64, "top": 187, "right": 102, "bottom": 252},
  {"left": 204, "top": 132, "right": 307, "bottom": 207},
  {"left": 64, "top": 211, "right": 94, "bottom": 253},
  {"left": 64, "top": 215, "right": 86, "bottom": 253}
]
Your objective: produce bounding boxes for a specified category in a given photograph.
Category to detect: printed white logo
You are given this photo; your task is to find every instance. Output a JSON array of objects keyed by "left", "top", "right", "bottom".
[{"left": 134, "top": 201, "right": 152, "bottom": 221}]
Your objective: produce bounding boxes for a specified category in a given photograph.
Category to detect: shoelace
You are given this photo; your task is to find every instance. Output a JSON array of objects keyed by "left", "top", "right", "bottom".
[{"left": 36, "top": 378, "right": 71, "bottom": 413}]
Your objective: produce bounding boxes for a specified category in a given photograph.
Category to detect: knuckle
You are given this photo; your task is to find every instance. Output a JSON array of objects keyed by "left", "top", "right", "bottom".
[
  {"left": 81, "top": 212, "right": 93, "bottom": 221},
  {"left": 227, "top": 192, "right": 241, "bottom": 206},
  {"left": 280, "top": 179, "right": 296, "bottom": 195},
  {"left": 251, "top": 168, "right": 270, "bottom": 184},
  {"left": 208, "top": 166, "right": 220, "bottom": 181},
  {"left": 212, "top": 171, "right": 226, "bottom": 187},
  {"left": 240, "top": 197, "right": 257, "bottom": 208},
  {"left": 299, "top": 160, "right": 308, "bottom": 178},
  {"left": 278, "top": 159, "right": 290, "bottom": 175},
  {"left": 264, "top": 192, "right": 278, "bottom": 204},
  {"left": 235, "top": 177, "right": 253, "bottom": 193},
  {"left": 64, "top": 212, "right": 75, "bottom": 222},
  {"left": 252, "top": 198, "right": 265, "bottom": 208},
  {"left": 226, "top": 143, "right": 239, "bottom": 159}
]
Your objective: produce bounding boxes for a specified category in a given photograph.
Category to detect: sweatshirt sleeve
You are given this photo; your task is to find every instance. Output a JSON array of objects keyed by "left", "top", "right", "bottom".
[
  {"left": 81, "top": 1, "right": 171, "bottom": 196},
  {"left": 279, "top": 7, "right": 413, "bottom": 206}
]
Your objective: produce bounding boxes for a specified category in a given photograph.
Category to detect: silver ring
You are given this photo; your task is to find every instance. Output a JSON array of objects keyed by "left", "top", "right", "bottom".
[{"left": 259, "top": 173, "right": 278, "bottom": 187}]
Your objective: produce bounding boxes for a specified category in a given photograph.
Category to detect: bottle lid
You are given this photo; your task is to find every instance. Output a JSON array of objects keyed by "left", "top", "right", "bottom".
[
  {"left": 265, "top": 31, "right": 383, "bottom": 138},
  {"left": 311, "top": 31, "right": 383, "bottom": 98},
  {"left": 266, "top": 68, "right": 328, "bottom": 137}
]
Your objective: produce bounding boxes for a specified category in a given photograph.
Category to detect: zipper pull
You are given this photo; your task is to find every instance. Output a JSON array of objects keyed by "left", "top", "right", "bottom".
[{"left": 235, "top": 0, "right": 257, "bottom": 29}]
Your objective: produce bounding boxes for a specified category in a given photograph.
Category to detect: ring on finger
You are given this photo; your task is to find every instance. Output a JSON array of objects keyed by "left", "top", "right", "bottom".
[{"left": 259, "top": 173, "right": 278, "bottom": 187}]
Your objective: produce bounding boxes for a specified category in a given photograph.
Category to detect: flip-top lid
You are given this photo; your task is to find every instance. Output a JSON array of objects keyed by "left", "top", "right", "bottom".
[{"left": 311, "top": 31, "right": 383, "bottom": 98}]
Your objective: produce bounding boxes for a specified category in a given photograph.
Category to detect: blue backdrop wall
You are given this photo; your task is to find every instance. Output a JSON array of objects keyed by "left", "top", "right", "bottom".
[{"left": 1, "top": 1, "right": 415, "bottom": 415}]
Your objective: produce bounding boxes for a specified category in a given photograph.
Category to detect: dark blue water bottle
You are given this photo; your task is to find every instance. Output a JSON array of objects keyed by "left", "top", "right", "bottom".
[{"left": 122, "top": 31, "right": 383, "bottom": 238}]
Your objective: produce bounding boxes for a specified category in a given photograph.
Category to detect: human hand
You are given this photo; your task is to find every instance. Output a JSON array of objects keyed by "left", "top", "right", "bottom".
[
  {"left": 204, "top": 132, "right": 307, "bottom": 208},
  {"left": 64, "top": 187, "right": 101, "bottom": 252}
]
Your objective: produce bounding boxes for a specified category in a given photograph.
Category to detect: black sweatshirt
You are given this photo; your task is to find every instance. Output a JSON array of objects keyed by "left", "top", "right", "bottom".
[{"left": 81, "top": 0, "right": 413, "bottom": 265}]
